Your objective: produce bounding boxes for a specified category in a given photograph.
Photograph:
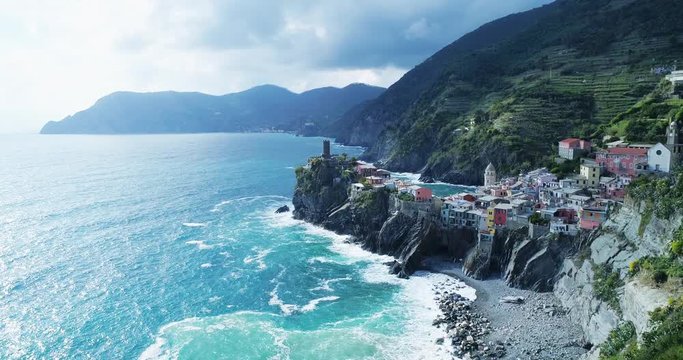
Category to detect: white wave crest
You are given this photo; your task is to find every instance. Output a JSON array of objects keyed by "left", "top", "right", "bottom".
[
  {"left": 310, "top": 276, "right": 352, "bottom": 292},
  {"left": 182, "top": 222, "right": 208, "bottom": 228},
  {"left": 243, "top": 248, "right": 272, "bottom": 271},
  {"left": 210, "top": 195, "right": 291, "bottom": 212},
  {"left": 185, "top": 240, "right": 214, "bottom": 250},
  {"left": 269, "top": 282, "right": 340, "bottom": 315}
]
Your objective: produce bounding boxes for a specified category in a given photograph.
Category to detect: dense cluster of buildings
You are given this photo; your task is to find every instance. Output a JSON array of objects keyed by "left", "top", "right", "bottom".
[
  {"left": 350, "top": 160, "right": 433, "bottom": 201},
  {"left": 339, "top": 117, "right": 681, "bottom": 244}
]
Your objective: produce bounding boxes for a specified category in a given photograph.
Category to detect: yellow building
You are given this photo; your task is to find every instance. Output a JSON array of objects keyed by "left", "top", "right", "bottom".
[
  {"left": 486, "top": 206, "right": 495, "bottom": 230},
  {"left": 578, "top": 161, "right": 600, "bottom": 188}
]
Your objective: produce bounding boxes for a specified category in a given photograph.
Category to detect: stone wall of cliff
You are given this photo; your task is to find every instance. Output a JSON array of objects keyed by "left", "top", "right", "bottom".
[
  {"left": 552, "top": 200, "right": 681, "bottom": 355},
  {"left": 462, "top": 227, "right": 582, "bottom": 292}
]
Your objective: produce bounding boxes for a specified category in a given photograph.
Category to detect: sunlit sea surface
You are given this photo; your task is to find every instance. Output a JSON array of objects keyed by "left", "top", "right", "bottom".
[{"left": 0, "top": 133, "right": 473, "bottom": 359}]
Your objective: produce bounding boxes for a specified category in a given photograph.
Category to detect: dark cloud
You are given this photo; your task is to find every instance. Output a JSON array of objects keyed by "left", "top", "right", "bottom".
[{"left": 149, "top": 0, "right": 552, "bottom": 69}]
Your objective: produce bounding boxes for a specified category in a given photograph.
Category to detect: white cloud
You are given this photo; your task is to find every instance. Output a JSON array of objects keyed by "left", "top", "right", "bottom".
[{"left": 0, "top": 0, "right": 551, "bottom": 133}]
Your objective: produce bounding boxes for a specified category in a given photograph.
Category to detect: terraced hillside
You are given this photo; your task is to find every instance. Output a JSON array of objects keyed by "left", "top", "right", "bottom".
[{"left": 330, "top": 0, "right": 683, "bottom": 185}]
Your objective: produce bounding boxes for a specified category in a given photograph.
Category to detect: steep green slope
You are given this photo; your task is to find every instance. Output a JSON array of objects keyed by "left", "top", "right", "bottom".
[
  {"left": 40, "top": 84, "right": 384, "bottom": 134},
  {"left": 331, "top": 0, "right": 683, "bottom": 184}
]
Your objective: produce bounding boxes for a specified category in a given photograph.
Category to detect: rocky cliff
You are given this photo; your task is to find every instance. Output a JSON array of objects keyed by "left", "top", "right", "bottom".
[
  {"left": 292, "top": 157, "right": 476, "bottom": 277},
  {"left": 457, "top": 196, "right": 682, "bottom": 357},
  {"left": 553, "top": 201, "right": 681, "bottom": 352},
  {"left": 462, "top": 227, "right": 583, "bottom": 292}
]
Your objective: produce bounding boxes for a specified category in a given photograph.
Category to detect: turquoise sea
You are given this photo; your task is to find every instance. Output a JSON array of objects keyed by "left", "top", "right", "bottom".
[{"left": 0, "top": 134, "right": 473, "bottom": 359}]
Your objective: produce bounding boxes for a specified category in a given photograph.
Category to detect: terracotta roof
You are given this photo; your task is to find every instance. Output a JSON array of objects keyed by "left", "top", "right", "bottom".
[
  {"left": 559, "top": 138, "right": 580, "bottom": 145},
  {"left": 606, "top": 147, "right": 647, "bottom": 156}
]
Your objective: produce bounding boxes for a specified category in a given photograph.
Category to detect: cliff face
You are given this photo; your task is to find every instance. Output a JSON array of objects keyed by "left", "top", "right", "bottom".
[
  {"left": 462, "top": 227, "right": 582, "bottom": 292},
  {"left": 292, "top": 158, "right": 476, "bottom": 277},
  {"left": 553, "top": 200, "right": 681, "bottom": 348}
]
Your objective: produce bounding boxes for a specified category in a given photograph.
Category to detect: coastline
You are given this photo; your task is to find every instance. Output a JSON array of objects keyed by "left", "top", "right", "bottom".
[{"left": 425, "top": 258, "right": 588, "bottom": 359}]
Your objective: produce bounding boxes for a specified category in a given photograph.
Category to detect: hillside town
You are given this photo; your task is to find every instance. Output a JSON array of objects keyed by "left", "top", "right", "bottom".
[{"left": 346, "top": 118, "right": 683, "bottom": 244}]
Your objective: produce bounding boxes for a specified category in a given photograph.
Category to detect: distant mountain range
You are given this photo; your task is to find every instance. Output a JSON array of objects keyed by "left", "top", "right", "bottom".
[{"left": 40, "top": 84, "right": 384, "bottom": 134}]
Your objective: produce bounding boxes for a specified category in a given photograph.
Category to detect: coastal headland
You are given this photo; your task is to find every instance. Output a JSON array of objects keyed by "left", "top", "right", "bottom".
[{"left": 292, "top": 140, "right": 683, "bottom": 359}]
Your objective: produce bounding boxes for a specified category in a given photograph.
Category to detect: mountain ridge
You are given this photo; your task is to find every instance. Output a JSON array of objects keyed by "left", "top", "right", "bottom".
[
  {"left": 329, "top": 0, "right": 683, "bottom": 184},
  {"left": 40, "top": 83, "right": 385, "bottom": 135}
]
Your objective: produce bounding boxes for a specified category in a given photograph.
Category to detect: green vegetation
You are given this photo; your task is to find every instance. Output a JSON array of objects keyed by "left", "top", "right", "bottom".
[
  {"left": 339, "top": 0, "right": 683, "bottom": 182},
  {"left": 604, "top": 81, "right": 683, "bottom": 142},
  {"left": 355, "top": 190, "right": 380, "bottom": 208},
  {"left": 600, "top": 321, "right": 636, "bottom": 359},
  {"left": 602, "top": 297, "right": 683, "bottom": 359},
  {"left": 629, "top": 223, "right": 683, "bottom": 285},
  {"left": 548, "top": 158, "right": 581, "bottom": 179},
  {"left": 638, "top": 204, "right": 653, "bottom": 237},
  {"left": 397, "top": 192, "right": 415, "bottom": 202},
  {"left": 628, "top": 173, "right": 683, "bottom": 219},
  {"left": 629, "top": 256, "right": 683, "bottom": 284},
  {"left": 529, "top": 212, "right": 549, "bottom": 226},
  {"left": 593, "top": 263, "right": 624, "bottom": 314}
]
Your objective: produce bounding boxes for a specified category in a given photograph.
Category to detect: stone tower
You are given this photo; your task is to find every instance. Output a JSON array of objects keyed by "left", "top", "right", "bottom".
[
  {"left": 322, "top": 139, "right": 331, "bottom": 159},
  {"left": 667, "top": 120, "right": 679, "bottom": 148},
  {"left": 484, "top": 162, "right": 496, "bottom": 187}
]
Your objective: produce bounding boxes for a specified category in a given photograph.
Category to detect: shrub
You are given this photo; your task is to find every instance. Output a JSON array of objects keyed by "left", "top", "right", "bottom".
[
  {"left": 593, "top": 263, "right": 624, "bottom": 314},
  {"left": 633, "top": 255, "right": 683, "bottom": 284},
  {"left": 638, "top": 204, "right": 653, "bottom": 237},
  {"left": 653, "top": 270, "right": 669, "bottom": 284},
  {"left": 599, "top": 321, "right": 636, "bottom": 358},
  {"left": 672, "top": 240, "right": 683, "bottom": 257},
  {"left": 397, "top": 192, "right": 415, "bottom": 202},
  {"left": 629, "top": 260, "right": 641, "bottom": 276},
  {"left": 671, "top": 228, "right": 683, "bottom": 256},
  {"left": 529, "top": 212, "right": 550, "bottom": 226},
  {"left": 613, "top": 297, "right": 683, "bottom": 360}
]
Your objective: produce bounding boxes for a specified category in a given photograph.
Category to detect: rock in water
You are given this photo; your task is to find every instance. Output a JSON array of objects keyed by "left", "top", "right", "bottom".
[{"left": 275, "top": 205, "right": 290, "bottom": 213}]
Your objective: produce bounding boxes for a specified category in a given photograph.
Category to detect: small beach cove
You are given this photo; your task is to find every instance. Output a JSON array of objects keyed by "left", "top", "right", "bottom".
[{"left": 425, "top": 258, "right": 588, "bottom": 359}]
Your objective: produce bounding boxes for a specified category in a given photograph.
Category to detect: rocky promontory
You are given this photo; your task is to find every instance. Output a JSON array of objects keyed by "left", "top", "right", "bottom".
[{"left": 292, "top": 155, "right": 455, "bottom": 277}]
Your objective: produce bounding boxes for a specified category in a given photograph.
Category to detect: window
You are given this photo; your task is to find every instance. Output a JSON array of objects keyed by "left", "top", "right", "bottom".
[{"left": 656, "top": 149, "right": 662, "bottom": 156}]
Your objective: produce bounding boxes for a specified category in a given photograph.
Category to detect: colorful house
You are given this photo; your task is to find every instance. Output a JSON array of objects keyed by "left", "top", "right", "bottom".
[
  {"left": 408, "top": 185, "right": 433, "bottom": 202},
  {"left": 558, "top": 138, "right": 591, "bottom": 160},
  {"left": 366, "top": 176, "right": 385, "bottom": 185},
  {"left": 579, "top": 202, "right": 609, "bottom": 230},
  {"left": 355, "top": 161, "right": 377, "bottom": 177},
  {"left": 595, "top": 147, "right": 647, "bottom": 177},
  {"left": 486, "top": 207, "right": 495, "bottom": 230},
  {"left": 493, "top": 203, "right": 514, "bottom": 227},
  {"left": 576, "top": 161, "right": 600, "bottom": 187}
]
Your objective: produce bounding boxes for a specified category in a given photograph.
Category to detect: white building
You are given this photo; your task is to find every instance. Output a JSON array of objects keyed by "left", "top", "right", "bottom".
[
  {"left": 666, "top": 70, "right": 683, "bottom": 86},
  {"left": 647, "top": 142, "right": 672, "bottom": 173},
  {"left": 484, "top": 163, "right": 496, "bottom": 187}
]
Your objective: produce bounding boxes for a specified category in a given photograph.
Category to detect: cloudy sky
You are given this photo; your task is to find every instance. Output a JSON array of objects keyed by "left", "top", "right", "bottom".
[{"left": 0, "top": 0, "right": 551, "bottom": 133}]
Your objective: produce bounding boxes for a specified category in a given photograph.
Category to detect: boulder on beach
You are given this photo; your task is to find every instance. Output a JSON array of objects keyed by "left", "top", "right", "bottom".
[
  {"left": 275, "top": 205, "right": 290, "bottom": 213},
  {"left": 499, "top": 296, "right": 525, "bottom": 304}
]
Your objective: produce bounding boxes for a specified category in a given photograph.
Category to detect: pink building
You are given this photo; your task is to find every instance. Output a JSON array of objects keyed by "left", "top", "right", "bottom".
[
  {"left": 595, "top": 148, "right": 647, "bottom": 177},
  {"left": 408, "top": 186, "right": 433, "bottom": 202},
  {"left": 355, "top": 161, "right": 377, "bottom": 177},
  {"left": 558, "top": 138, "right": 592, "bottom": 160},
  {"left": 490, "top": 188, "right": 508, "bottom": 197},
  {"left": 579, "top": 203, "right": 609, "bottom": 230},
  {"left": 554, "top": 208, "right": 578, "bottom": 224},
  {"left": 493, "top": 203, "right": 513, "bottom": 227}
]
